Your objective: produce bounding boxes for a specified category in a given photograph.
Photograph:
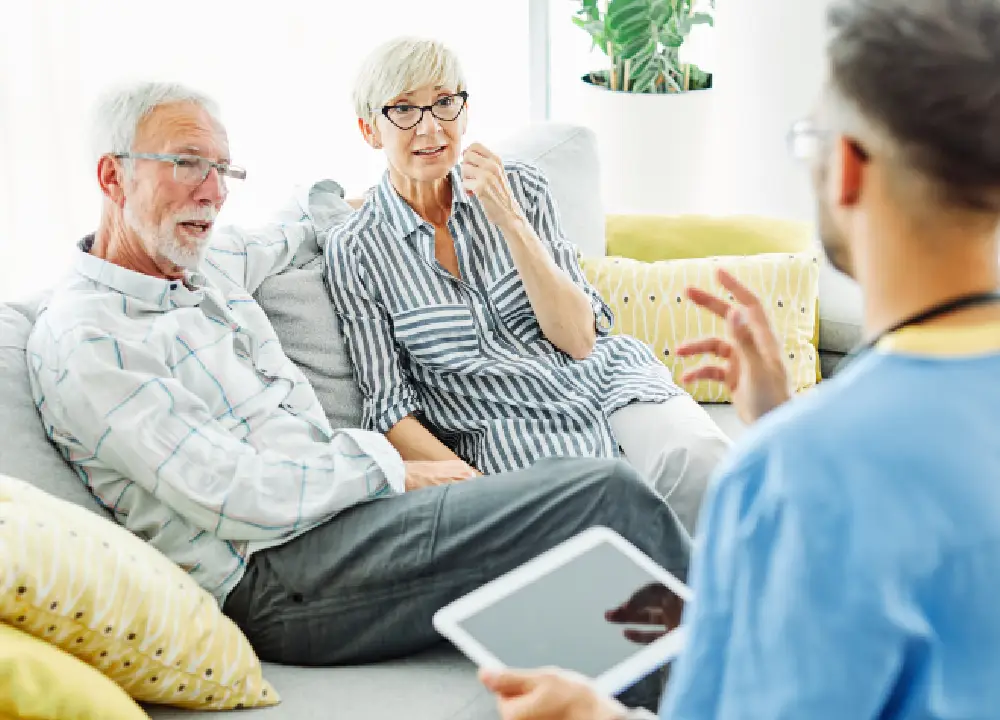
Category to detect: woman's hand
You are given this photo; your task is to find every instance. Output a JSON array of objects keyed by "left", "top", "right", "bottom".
[
  {"left": 676, "top": 268, "right": 792, "bottom": 424},
  {"left": 480, "top": 667, "right": 627, "bottom": 720},
  {"left": 461, "top": 143, "right": 527, "bottom": 231}
]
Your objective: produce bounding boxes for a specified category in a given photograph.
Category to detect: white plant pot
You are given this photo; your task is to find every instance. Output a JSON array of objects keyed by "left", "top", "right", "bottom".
[{"left": 577, "top": 78, "right": 716, "bottom": 216}]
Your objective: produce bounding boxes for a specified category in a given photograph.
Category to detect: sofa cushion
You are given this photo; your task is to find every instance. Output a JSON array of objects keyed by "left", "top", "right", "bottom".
[
  {"left": 818, "top": 259, "right": 864, "bottom": 354},
  {"left": 0, "top": 302, "right": 111, "bottom": 518},
  {"left": 145, "top": 648, "right": 493, "bottom": 720},
  {"left": 604, "top": 214, "right": 821, "bottom": 380},
  {"left": 0, "top": 622, "right": 151, "bottom": 720},
  {"left": 0, "top": 474, "right": 277, "bottom": 711},
  {"left": 581, "top": 252, "right": 820, "bottom": 402}
]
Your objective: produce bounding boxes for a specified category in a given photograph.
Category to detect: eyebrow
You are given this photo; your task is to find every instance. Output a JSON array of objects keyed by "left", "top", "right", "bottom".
[
  {"left": 171, "top": 145, "right": 231, "bottom": 163},
  {"left": 391, "top": 86, "right": 450, "bottom": 104}
]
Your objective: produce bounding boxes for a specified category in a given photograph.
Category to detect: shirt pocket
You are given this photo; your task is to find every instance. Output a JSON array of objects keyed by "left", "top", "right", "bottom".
[
  {"left": 392, "top": 303, "right": 481, "bottom": 367},
  {"left": 489, "top": 266, "right": 544, "bottom": 345}
]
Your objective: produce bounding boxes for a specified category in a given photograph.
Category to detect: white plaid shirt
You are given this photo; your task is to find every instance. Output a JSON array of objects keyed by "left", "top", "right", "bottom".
[{"left": 26, "top": 182, "right": 405, "bottom": 606}]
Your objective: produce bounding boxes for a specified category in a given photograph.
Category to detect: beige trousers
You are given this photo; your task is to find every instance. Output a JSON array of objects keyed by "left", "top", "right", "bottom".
[{"left": 608, "top": 386, "right": 732, "bottom": 537}]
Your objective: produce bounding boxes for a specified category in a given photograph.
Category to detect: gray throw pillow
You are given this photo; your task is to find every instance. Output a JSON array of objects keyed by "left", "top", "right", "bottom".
[
  {"left": 0, "top": 303, "right": 113, "bottom": 518},
  {"left": 253, "top": 181, "right": 365, "bottom": 430}
]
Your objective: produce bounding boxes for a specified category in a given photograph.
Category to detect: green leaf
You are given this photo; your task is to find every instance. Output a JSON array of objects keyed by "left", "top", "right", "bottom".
[{"left": 689, "top": 12, "right": 714, "bottom": 27}]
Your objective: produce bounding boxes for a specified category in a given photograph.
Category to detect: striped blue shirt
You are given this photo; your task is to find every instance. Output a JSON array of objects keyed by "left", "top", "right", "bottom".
[
  {"left": 26, "top": 181, "right": 405, "bottom": 606},
  {"left": 326, "top": 161, "right": 680, "bottom": 475}
]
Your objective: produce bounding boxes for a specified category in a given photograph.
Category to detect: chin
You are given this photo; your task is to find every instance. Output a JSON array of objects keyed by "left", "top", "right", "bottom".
[{"left": 160, "top": 236, "right": 209, "bottom": 270}]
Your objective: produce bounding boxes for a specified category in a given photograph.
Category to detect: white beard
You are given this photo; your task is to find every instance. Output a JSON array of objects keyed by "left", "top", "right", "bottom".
[{"left": 124, "top": 199, "right": 214, "bottom": 270}]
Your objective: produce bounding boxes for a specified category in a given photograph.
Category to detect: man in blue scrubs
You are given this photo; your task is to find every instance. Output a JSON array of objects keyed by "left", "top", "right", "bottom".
[{"left": 478, "top": 0, "right": 1000, "bottom": 717}]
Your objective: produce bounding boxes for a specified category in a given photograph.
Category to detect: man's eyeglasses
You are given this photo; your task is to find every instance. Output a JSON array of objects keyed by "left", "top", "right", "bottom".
[
  {"left": 113, "top": 153, "right": 247, "bottom": 186},
  {"left": 787, "top": 118, "right": 871, "bottom": 164},
  {"left": 381, "top": 91, "right": 469, "bottom": 131},
  {"left": 786, "top": 118, "right": 828, "bottom": 162}
]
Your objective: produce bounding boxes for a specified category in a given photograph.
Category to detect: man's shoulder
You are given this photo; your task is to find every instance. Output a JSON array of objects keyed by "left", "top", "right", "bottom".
[{"left": 28, "top": 277, "right": 148, "bottom": 361}]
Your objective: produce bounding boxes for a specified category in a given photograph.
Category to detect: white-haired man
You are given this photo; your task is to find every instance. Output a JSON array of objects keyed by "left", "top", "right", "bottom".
[{"left": 26, "top": 81, "right": 692, "bottom": 670}]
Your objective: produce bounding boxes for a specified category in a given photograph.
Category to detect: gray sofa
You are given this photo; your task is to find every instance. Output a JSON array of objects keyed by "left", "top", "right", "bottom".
[{"left": 0, "top": 123, "right": 861, "bottom": 719}]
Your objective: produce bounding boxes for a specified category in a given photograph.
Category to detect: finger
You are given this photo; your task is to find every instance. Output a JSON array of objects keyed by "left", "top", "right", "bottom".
[
  {"left": 716, "top": 268, "right": 761, "bottom": 310},
  {"left": 685, "top": 287, "right": 731, "bottom": 321},
  {"left": 464, "top": 142, "right": 495, "bottom": 161},
  {"left": 479, "top": 669, "right": 538, "bottom": 698},
  {"left": 623, "top": 629, "right": 667, "bottom": 645},
  {"left": 681, "top": 366, "right": 728, "bottom": 384},
  {"left": 727, "top": 309, "right": 766, "bottom": 362},
  {"left": 675, "top": 338, "right": 733, "bottom": 359}
]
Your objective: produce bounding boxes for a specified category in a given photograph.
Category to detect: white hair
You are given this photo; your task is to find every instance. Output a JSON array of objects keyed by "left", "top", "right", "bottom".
[
  {"left": 90, "top": 80, "right": 222, "bottom": 166},
  {"left": 352, "top": 37, "right": 466, "bottom": 125}
]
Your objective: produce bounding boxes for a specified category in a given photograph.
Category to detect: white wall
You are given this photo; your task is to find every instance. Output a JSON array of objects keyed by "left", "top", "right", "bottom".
[
  {"left": 549, "top": 0, "right": 830, "bottom": 223},
  {"left": 704, "top": 0, "right": 829, "bottom": 223}
]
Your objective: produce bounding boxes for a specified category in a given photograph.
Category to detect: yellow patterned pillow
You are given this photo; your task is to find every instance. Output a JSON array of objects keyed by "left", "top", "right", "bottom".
[
  {"left": 0, "top": 622, "right": 149, "bottom": 720},
  {"left": 0, "top": 474, "right": 278, "bottom": 711},
  {"left": 582, "top": 252, "right": 820, "bottom": 402}
]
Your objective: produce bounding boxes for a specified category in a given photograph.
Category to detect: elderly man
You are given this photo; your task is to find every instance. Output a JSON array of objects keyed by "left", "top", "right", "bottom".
[
  {"left": 480, "top": 0, "right": 1000, "bottom": 717},
  {"left": 25, "top": 81, "right": 692, "bottom": 668}
]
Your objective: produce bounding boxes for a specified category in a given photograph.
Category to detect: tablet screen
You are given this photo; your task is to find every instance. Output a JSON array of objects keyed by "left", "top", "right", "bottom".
[{"left": 453, "top": 538, "right": 684, "bottom": 678}]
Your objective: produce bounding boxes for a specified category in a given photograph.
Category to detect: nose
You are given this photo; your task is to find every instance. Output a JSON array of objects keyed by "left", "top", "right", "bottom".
[
  {"left": 415, "top": 108, "right": 442, "bottom": 135},
  {"left": 194, "top": 166, "right": 227, "bottom": 207}
]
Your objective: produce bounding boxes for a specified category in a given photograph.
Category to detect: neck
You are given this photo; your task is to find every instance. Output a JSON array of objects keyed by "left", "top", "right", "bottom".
[
  {"left": 388, "top": 167, "right": 452, "bottom": 227},
  {"left": 92, "top": 205, "right": 184, "bottom": 281},
  {"left": 856, "top": 214, "right": 1000, "bottom": 339}
]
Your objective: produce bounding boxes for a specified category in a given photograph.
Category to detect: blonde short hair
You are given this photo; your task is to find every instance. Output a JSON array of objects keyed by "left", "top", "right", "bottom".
[{"left": 352, "top": 36, "right": 466, "bottom": 125}]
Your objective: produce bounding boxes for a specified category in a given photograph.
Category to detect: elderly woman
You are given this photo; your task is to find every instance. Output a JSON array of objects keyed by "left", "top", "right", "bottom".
[{"left": 326, "top": 37, "right": 730, "bottom": 533}]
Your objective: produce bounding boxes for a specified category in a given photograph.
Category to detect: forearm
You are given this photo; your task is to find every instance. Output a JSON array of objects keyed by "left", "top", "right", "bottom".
[
  {"left": 386, "top": 414, "right": 464, "bottom": 462},
  {"left": 500, "top": 215, "right": 597, "bottom": 359}
]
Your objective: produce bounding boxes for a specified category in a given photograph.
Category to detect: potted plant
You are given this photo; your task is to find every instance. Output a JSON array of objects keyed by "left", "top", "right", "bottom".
[{"left": 570, "top": 0, "right": 717, "bottom": 215}]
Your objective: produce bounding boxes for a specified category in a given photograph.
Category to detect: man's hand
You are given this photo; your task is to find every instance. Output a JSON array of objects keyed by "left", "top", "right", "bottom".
[
  {"left": 605, "top": 583, "right": 685, "bottom": 645},
  {"left": 479, "top": 667, "right": 627, "bottom": 720},
  {"left": 461, "top": 143, "right": 527, "bottom": 230},
  {"left": 676, "top": 268, "right": 792, "bottom": 425},
  {"left": 403, "top": 460, "right": 480, "bottom": 491}
]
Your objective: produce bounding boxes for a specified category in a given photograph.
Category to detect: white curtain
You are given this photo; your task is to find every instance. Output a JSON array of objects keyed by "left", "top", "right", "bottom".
[{"left": 0, "top": 0, "right": 531, "bottom": 301}]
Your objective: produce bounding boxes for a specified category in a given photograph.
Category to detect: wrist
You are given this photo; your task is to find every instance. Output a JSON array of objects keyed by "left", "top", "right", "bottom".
[{"left": 497, "top": 210, "right": 530, "bottom": 238}]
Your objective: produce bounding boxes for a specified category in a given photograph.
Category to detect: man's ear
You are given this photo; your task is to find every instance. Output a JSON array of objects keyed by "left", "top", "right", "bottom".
[
  {"left": 97, "top": 155, "right": 126, "bottom": 207},
  {"left": 357, "top": 117, "right": 382, "bottom": 150},
  {"left": 837, "top": 136, "right": 867, "bottom": 207}
]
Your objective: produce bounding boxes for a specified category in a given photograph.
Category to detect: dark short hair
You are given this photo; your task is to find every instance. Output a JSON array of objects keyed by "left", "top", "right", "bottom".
[{"left": 827, "top": 0, "right": 1000, "bottom": 211}]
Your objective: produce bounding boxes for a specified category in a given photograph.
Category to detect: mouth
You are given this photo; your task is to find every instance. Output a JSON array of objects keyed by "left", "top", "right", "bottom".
[
  {"left": 177, "top": 220, "right": 214, "bottom": 238},
  {"left": 413, "top": 145, "right": 446, "bottom": 159}
]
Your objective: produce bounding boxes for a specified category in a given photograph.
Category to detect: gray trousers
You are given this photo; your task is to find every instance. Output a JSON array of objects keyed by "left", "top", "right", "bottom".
[{"left": 223, "top": 457, "right": 690, "bottom": 671}]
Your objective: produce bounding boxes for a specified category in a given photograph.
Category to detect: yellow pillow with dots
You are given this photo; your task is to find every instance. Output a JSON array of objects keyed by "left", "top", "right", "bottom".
[
  {"left": 0, "top": 473, "right": 279, "bottom": 711},
  {"left": 582, "top": 252, "right": 820, "bottom": 402}
]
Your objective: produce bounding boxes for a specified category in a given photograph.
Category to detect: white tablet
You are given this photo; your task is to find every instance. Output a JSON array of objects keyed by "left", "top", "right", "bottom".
[{"left": 432, "top": 526, "right": 692, "bottom": 697}]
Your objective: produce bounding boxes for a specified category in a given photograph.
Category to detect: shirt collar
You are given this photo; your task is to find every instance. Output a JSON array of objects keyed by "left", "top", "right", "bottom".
[
  {"left": 75, "top": 235, "right": 207, "bottom": 310},
  {"left": 373, "top": 164, "right": 469, "bottom": 240}
]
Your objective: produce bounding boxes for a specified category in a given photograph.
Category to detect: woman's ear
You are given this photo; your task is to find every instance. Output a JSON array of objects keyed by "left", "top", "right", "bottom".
[{"left": 357, "top": 117, "right": 382, "bottom": 149}]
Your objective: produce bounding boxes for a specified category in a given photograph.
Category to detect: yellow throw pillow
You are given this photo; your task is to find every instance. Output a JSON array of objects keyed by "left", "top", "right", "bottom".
[
  {"left": 582, "top": 252, "right": 820, "bottom": 403},
  {"left": 0, "top": 475, "right": 278, "bottom": 711},
  {"left": 605, "top": 214, "right": 821, "bottom": 381},
  {"left": 0, "top": 621, "right": 150, "bottom": 720}
]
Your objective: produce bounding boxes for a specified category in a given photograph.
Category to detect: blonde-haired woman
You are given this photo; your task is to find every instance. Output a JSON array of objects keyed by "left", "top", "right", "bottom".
[{"left": 326, "top": 36, "right": 730, "bottom": 534}]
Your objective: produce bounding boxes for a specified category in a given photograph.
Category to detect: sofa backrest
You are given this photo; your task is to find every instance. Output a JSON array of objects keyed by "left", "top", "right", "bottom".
[{"left": 0, "top": 302, "right": 112, "bottom": 518}]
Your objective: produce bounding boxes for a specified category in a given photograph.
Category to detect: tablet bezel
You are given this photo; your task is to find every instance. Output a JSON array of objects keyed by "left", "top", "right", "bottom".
[{"left": 432, "top": 525, "right": 692, "bottom": 696}]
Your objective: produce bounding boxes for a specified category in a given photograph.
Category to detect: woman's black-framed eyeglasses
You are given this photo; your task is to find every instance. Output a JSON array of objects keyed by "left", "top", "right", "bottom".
[{"left": 382, "top": 91, "right": 469, "bottom": 130}]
